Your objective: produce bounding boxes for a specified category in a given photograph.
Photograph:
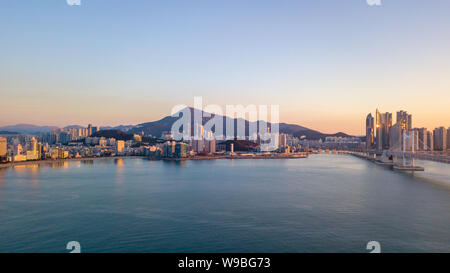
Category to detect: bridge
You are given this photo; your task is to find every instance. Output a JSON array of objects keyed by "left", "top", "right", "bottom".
[{"left": 346, "top": 131, "right": 450, "bottom": 171}]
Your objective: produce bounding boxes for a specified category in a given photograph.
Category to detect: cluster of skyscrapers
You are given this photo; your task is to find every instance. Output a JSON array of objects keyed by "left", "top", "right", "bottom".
[
  {"left": 366, "top": 109, "right": 449, "bottom": 152},
  {"left": 0, "top": 124, "right": 134, "bottom": 163},
  {"left": 42, "top": 124, "right": 100, "bottom": 145}
]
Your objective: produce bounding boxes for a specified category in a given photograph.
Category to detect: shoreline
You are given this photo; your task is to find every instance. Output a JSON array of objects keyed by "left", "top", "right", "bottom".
[
  {"left": 162, "top": 154, "right": 309, "bottom": 161},
  {"left": 0, "top": 156, "right": 145, "bottom": 169},
  {"left": 0, "top": 154, "right": 310, "bottom": 168}
]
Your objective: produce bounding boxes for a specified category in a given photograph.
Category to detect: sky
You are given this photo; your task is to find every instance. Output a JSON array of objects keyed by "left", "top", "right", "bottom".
[{"left": 1, "top": 0, "right": 450, "bottom": 135}]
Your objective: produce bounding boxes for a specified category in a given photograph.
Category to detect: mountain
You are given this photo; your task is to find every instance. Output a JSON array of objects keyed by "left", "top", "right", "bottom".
[
  {"left": 0, "top": 131, "right": 19, "bottom": 135},
  {"left": 64, "top": 125, "right": 85, "bottom": 129},
  {"left": 0, "top": 124, "right": 58, "bottom": 134},
  {"left": 91, "top": 129, "right": 160, "bottom": 144},
  {"left": 128, "top": 107, "right": 356, "bottom": 140},
  {"left": 2, "top": 108, "right": 358, "bottom": 140},
  {"left": 100, "top": 125, "right": 136, "bottom": 132},
  {"left": 91, "top": 130, "right": 134, "bottom": 141}
]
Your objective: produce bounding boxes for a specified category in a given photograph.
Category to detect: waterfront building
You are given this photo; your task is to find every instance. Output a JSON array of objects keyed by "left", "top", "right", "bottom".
[
  {"left": 410, "top": 129, "right": 419, "bottom": 152},
  {"left": 116, "top": 140, "right": 125, "bottom": 154},
  {"left": 167, "top": 141, "right": 176, "bottom": 157},
  {"left": 427, "top": 131, "right": 434, "bottom": 152},
  {"left": 25, "top": 137, "right": 40, "bottom": 160},
  {"left": 375, "top": 109, "right": 392, "bottom": 150},
  {"left": 51, "top": 148, "right": 60, "bottom": 159},
  {"left": 278, "top": 133, "right": 287, "bottom": 149},
  {"left": 13, "top": 154, "right": 27, "bottom": 162},
  {"left": 193, "top": 139, "right": 205, "bottom": 153},
  {"left": 216, "top": 142, "right": 227, "bottom": 152},
  {"left": 433, "top": 127, "right": 447, "bottom": 151},
  {"left": 448, "top": 127, "right": 450, "bottom": 151},
  {"left": 416, "top": 128, "right": 429, "bottom": 151},
  {"left": 365, "top": 113, "right": 375, "bottom": 149},
  {"left": 175, "top": 142, "right": 187, "bottom": 158},
  {"left": 0, "top": 137, "right": 7, "bottom": 160},
  {"left": 203, "top": 139, "right": 216, "bottom": 154},
  {"left": 14, "top": 144, "right": 23, "bottom": 155},
  {"left": 203, "top": 131, "right": 216, "bottom": 154},
  {"left": 389, "top": 123, "right": 402, "bottom": 151}
]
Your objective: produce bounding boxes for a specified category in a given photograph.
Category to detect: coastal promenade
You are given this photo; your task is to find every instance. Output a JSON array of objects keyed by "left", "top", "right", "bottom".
[
  {"left": 0, "top": 156, "right": 145, "bottom": 169},
  {"left": 0, "top": 153, "right": 309, "bottom": 168},
  {"left": 0, "top": 153, "right": 308, "bottom": 168},
  {"left": 163, "top": 153, "right": 309, "bottom": 161}
]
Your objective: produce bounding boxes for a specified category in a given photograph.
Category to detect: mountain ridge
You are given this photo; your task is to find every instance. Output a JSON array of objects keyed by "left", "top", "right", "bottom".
[{"left": 1, "top": 108, "right": 360, "bottom": 140}]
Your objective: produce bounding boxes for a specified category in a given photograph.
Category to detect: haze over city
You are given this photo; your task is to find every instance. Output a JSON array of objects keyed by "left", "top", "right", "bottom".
[{"left": 2, "top": 0, "right": 450, "bottom": 135}]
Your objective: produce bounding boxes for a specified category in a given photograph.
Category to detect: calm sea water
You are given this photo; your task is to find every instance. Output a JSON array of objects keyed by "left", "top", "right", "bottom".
[{"left": 0, "top": 154, "right": 449, "bottom": 253}]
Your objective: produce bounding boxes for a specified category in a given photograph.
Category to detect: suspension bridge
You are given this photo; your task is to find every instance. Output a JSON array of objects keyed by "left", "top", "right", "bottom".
[{"left": 347, "top": 131, "right": 450, "bottom": 172}]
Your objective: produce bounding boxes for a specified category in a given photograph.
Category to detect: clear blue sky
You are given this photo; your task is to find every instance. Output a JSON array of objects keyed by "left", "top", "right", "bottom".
[{"left": 1, "top": 0, "right": 450, "bottom": 134}]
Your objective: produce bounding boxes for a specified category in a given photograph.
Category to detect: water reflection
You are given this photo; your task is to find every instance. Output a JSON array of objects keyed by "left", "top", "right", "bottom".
[
  {"left": 162, "top": 160, "right": 187, "bottom": 167},
  {"left": 0, "top": 168, "right": 6, "bottom": 191},
  {"left": 13, "top": 164, "right": 40, "bottom": 187},
  {"left": 82, "top": 160, "right": 94, "bottom": 165},
  {"left": 115, "top": 158, "right": 124, "bottom": 166},
  {"left": 115, "top": 158, "right": 125, "bottom": 185},
  {"left": 49, "top": 161, "right": 68, "bottom": 169}
]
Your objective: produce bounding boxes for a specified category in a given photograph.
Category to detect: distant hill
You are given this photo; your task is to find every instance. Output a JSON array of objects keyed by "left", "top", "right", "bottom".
[
  {"left": 218, "top": 139, "right": 260, "bottom": 152},
  {"left": 100, "top": 125, "right": 136, "bottom": 132},
  {"left": 91, "top": 130, "right": 134, "bottom": 141},
  {"left": 91, "top": 129, "right": 160, "bottom": 144},
  {"left": 64, "top": 125, "right": 85, "bottom": 129},
  {"left": 128, "top": 107, "right": 357, "bottom": 141},
  {"left": 0, "top": 124, "right": 58, "bottom": 134},
  {"left": 2, "top": 109, "right": 359, "bottom": 140},
  {"left": 0, "top": 131, "right": 19, "bottom": 135}
]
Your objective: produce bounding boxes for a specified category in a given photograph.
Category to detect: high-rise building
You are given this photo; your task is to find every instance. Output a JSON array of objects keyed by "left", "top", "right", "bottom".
[
  {"left": 193, "top": 139, "right": 204, "bottom": 153},
  {"left": 397, "top": 111, "right": 412, "bottom": 131},
  {"left": 433, "top": 127, "right": 447, "bottom": 151},
  {"left": 88, "top": 124, "right": 93, "bottom": 136},
  {"left": 167, "top": 141, "right": 176, "bottom": 157},
  {"left": 375, "top": 109, "right": 392, "bottom": 150},
  {"left": 205, "top": 139, "right": 216, "bottom": 153},
  {"left": 92, "top": 126, "right": 100, "bottom": 135},
  {"left": 365, "top": 113, "right": 375, "bottom": 149},
  {"left": 389, "top": 123, "right": 402, "bottom": 151},
  {"left": 14, "top": 143, "right": 23, "bottom": 155},
  {"left": 278, "top": 133, "right": 287, "bottom": 148},
  {"left": 427, "top": 131, "right": 434, "bottom": 152},
  {"left": 175, "top": 142, "right": 187, "bottom": 158},
  {"left": 116, "top": 140, "right": 125, "bottom": 154},
  {"left": 25, "top": 137, "right": 40, "bottom": 160},
  {"left": 416, "top": 128, "right": 429, "bottom": 151},
  {"left": 0, "top": 137, "right": 7, "bottom": 159},
  {"left": 447, "top": 127, "right": 450, "bottom": 151},
  {"left": 410, "top": 129, "right": 419, "bottom": 152}
]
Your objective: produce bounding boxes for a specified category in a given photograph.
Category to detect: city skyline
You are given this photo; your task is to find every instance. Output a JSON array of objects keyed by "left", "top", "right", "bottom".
[
  {"left": 1, "top": 106, "right": 449, "bottom": 137},
  {"left": 2, "top": 1, "right": 450, "bottom": 135}
]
